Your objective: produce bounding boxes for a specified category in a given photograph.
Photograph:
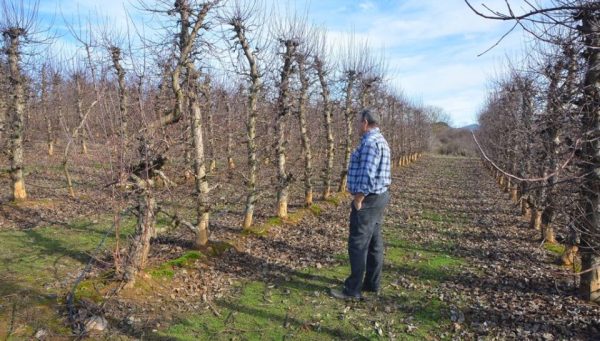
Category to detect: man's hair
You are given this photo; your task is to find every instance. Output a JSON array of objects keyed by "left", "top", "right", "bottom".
[{"left": 360, "top": 108, "right": 380, "bottom": 126}]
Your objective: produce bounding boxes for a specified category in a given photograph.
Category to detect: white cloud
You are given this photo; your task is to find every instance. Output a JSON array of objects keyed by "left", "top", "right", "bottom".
[{"left": 358, "top": 1, "right": 376, "bottom": 11}]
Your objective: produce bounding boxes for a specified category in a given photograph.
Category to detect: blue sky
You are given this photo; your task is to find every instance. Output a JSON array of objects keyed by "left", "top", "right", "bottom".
[{"left": 37, "top": 0, "right": 540, "bottom": 126}]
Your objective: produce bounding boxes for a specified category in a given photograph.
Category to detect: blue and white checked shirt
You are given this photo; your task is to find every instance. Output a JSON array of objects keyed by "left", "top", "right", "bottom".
[{"left": 347, "top": 128, "right": 391, "bottom": 195}]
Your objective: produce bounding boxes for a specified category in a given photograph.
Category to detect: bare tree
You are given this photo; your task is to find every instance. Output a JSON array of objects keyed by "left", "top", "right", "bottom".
[
  {"left": 1, "top": 0, "right": 44, "bottom": 200},
  {"left": 313, "top": 28, "right": 335, "bottom": 199},
  {"left": 295, "top": 25, "right": 314, "bottom": 207},
  {"left": 40, "top": 62, "right": 53, "bottom": 155},
  {"left": 224, "top": 0, "right": 265, "bottom": 228},
  {"left": 337, "top": 35, "right": 364, "bottom": 192},
  {"left": 272, "top": 14, "right": 304, "bottom": 218},
  {"left": 109, "top": 44, "right": 129, "bottom": 177}
]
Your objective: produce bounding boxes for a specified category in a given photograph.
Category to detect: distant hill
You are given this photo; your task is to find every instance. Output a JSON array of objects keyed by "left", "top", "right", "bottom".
[
  {"left": 460, "top": 124, "right": 479, "bottom": 131},
  {"left": 430, "top": 122, "right": 477, "bottom": 156}
]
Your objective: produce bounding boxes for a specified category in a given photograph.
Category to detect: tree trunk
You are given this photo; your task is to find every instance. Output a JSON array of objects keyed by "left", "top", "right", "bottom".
[
  {"left": 315, "top": 57, "right": 334, "bottom": 200},
  {"left": 339, "top": 72, "right": 356, "bottom": 192},
  {"left": 230, "top": 19, "right": 260, "bottom": 229},
  {"left": 188, "top": 70, "right": 209, "bottom": 247},
  {"left": 225, "top": 100, "right": 235, "bottom": 170},
  {"left": 110, "top": 46, "right": 128, "bottom": 173},
  {"left": 123, "top": 178, "right": 156, "bottom": 286},
  {"left": 243, "top": 86, "right": 258, "bottom": 228},
  {"left": 510, "top": 185, "right": 518, "bottom": 203},
  {"left": 561, "top": 245, "right": 578, "bottom": 267},
  {"left": 296, "top": 53, "right": 313, "bottom": 207},
  {"left": 41, "top": 65, "right": 53, "bottom": 156},
  {"left": 521, "top": 198, "right": 531, "bottom": 220},
  {"left": 5, "top": 29, "right": 27, "bottom": 201},
  {"left": 201, "top": 76, "right": 216, "bottom": 172},
  {"left": 541, "top": 205, "right": 556, "bottom": 243},
  {"left": 275, "top": 40, "right": 296, "bottom": 218},
  {"left": 74, "top": 74, "right": 88, "bottom": 155},
  {"left": 578, "top": 12, "right": 600, "bottom": 303},
  {"left": 530, "top": 209, "right": 542, "bottom": 231}
]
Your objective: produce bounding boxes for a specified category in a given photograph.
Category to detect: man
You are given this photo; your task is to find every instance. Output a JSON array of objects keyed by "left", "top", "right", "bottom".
[{"left": 331, "top": 108, "right": 391, "bottom": 300}]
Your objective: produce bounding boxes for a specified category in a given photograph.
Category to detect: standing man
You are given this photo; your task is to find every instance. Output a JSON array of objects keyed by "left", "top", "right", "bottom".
[{"left": 331, "top": 108, "right": 391, "bottom": 300}]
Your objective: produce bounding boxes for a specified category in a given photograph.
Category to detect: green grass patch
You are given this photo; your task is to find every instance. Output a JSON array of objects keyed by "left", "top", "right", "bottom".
[
  {"left": 150, "top": 251, "right": 204, "bottom": 279},
  {"left": 266, "top": 216, "right": 283, "bottom": 226},
  {"left": 309, "top": 204, "right": 323, "bottom": 216},
  {"left": 325, "top": 196, "right": 341, "bottom": 206},
  {"left": 544, "top": 242, "right": 566, "bottom": 256},
  {"left": 421, "top": 210, "right": 446, "bottom": 222}
]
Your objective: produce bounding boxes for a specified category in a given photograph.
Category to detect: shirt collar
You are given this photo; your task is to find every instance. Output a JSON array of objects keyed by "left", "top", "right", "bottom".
[{"left": 362, "top": 127, "right": 380, "bottom": 140}]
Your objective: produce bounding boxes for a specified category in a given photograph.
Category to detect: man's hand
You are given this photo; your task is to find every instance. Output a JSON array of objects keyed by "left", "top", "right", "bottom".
[{"left": 353, "top": 193, "right": 365, "bottom": 210}]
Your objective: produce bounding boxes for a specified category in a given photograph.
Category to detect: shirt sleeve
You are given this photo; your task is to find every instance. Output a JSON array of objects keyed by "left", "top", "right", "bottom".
[{"left": 355, "top": 141, "right": 382, "bottom": 195}]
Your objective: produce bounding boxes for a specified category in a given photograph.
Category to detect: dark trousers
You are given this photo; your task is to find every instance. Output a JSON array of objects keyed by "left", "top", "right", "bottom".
[{"left": 344, "top": 191, "right": 390, "bottom": 297}]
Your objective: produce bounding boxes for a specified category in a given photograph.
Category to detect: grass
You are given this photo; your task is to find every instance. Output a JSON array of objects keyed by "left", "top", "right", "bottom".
[
  {"left": 150, "top": 251, "right": 204, "bottom": 279},
  {"left": 159, "top": 230, "right": 464, "bottom": 340},
  {"left": 0, "top": 216, "right": 137, "bottom": 339},
  {"left": 544, "top": 242, "right": 566, "bottom": 256}
]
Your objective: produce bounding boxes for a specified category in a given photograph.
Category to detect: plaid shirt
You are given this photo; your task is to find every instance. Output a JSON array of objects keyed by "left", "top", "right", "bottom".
[{"left": 347, "top": 128, "right": 391, "bottom": 195}]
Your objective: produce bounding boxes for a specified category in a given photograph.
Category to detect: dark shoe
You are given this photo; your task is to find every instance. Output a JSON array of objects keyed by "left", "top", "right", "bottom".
[
  {"left": 362, "top": 290, "right": 381, "bottom": 299},
  {"left": 362, "top": 286, "right": 380, "bottom": 294},
  {"left": 330, "top": 288, "right": 362, "bottom": 300}
]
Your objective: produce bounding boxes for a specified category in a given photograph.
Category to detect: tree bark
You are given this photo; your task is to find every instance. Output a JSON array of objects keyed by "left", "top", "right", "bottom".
[
  {"left": 225, "top": 100, "right": 235, "bottom": 170},
  {"left": 5, "top": 29, "right": 27, "bottom": 201},
  {"left": 296, "top": 53, "right": 313, "bottom": 207},
  {"left": 230, "top": 17, "right": 260, "bottom": 229},
  {"left": 123, "top": 165, "right": 156, "bottom": 286},
  {"left": 188, "top": 69, "right": 210, "bottom": 247},
  {"left": 110, "top": 46, "right": 128, "bottom": 173},
  {"left": 530, "top": 208, "right": 542, "bottom": 231},
  {"left": 578, "top": 11, "right": 600, "bottom": 303},
  {"left": 74, "top": 73, "right": 88, "bottom": 155},
  {"left": 41, "top": 65, "right": 53, "bottom": 156},
  {"left": 275, "top": 39, "right": 296, "bottom": 218},
  {"left": 201, "top": 75, "right": 216, "bottom": 172},
  {"left": 315, "top": 57, "right": 334, "bottom": 200},
  {"left": 339, "top": 72, "right": 356, "bottom": 192}
]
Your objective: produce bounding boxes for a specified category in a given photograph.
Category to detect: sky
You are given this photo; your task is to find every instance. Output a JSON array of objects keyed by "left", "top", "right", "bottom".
[{"left": 35, "top": 0, "right": 542, "bottom": 127}]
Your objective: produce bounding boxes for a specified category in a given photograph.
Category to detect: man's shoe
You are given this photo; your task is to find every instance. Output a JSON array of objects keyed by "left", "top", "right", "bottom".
[
  {"left": 362, "top": 288, "right": 380, "bottom": 295},
  {"left": 330, "top": 288, "right": 361, "bottom": 300}
]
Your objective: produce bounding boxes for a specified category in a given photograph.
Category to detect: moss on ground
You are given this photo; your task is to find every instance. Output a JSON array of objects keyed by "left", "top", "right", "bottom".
[
  {"left": 150, "top": 251, "right": 204, "bottom": 279},
  {"left": 544, "top": 242, "right": 566, "bottom": 256}
]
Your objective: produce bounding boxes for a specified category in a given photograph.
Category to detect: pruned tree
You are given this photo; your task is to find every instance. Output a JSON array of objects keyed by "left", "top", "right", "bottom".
[
  {"left": 1, "top": 0, "right": 44, "bottom": 201},
  {"left": 337, "top": 35, "right": 364, "bottom": 192},
  {"left": 313, "top": 28, "right": 335, "bottom": 199},
  {"left": 272, "top": 14, "right": 303, "bottom": 218},
  {"left": 223, "top": 0, "right": 265, "bottom": 228},
  {"left": 294, "top": 24, "right": 315, "bottom": 207}
]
